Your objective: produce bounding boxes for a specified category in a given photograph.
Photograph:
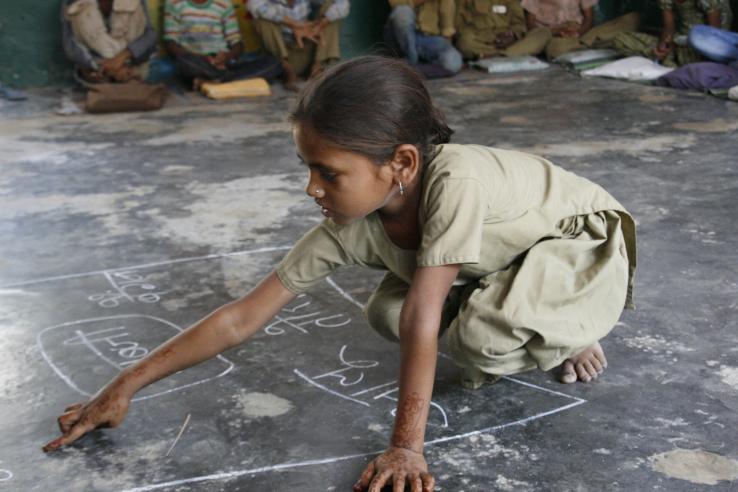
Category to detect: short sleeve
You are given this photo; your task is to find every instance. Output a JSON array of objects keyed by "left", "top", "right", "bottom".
[
  {"left": 417, "top": 178, "right": 486, "bottom": 267},
  {"left": 275, "top": 221, "right": 354, "bottom": 293}
]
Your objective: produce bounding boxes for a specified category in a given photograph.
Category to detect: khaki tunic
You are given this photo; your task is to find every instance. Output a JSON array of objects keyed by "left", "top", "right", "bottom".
[
  {"left": 276, "top": 144, "right": 637, "bottom": 380},
  {"left": 390, "top": 0, "right": 457, "bottom": 37}
]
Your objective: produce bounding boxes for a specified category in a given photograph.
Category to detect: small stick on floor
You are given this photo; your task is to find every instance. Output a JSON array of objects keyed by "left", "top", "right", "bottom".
[{"left": 165, "top": 413, "right": 191, "bottom": 457}]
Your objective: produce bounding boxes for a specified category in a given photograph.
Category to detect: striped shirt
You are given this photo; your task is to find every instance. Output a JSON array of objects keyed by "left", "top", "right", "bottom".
[
  {"left": 248, "top": 0, "right": 349, "bottom": 39},
  {"left": 164, "top": 0, "right": 241, "bottom": 55}
]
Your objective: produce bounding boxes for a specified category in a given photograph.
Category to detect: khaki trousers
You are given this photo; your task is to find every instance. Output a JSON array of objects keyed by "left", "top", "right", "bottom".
[
  {"left": 612, "top": 31, "right": 701, "bottom": 68},
  {"left": 545, "top": 12, "right": 640, "bottom": 60},
  {"left": 252, "top": 18, "right": 341, "bottom": 76},
  {"left": 456, "top": 27, "right": 552, "bottom": 59}
]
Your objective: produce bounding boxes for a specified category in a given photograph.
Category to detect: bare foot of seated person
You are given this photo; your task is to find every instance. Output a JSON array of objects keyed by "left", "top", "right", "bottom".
[
  {"left": 559, "top": 341, "right": 608, "bottom": 384},
  {"left": 282, "top": 60, "right": 300, "bottom": 92}
]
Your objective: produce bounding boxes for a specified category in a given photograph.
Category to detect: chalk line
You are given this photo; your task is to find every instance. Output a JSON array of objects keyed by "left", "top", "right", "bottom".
[
  {"left": 0, "top": 245, "right": 292, "bottom": 289},
  {"left": 165, "top": 413, "right": 191, "bottom": 457},
  {"left": 121, "top": 393, "right": 585, "bottom": 492},
  {"left": 293, "top": 369, "right": 370, "bottom": 407}
]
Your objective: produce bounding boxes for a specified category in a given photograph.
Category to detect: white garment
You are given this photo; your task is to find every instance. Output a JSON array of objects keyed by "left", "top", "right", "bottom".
[{"left": 582, "top": 56, "right": 675, "bottom": 82}]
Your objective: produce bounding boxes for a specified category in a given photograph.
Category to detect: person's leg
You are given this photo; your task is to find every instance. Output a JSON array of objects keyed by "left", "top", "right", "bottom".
[
  {"left": 222, "top": 52, "right": 283, "bottom": 82},
  {"left": 455, "top": 31, "right": 501, "bottom": 59},
  {"left": 446, "top": 210, "right": 629, "bottom": 387},
  {"left": 503, "top": 26, "right": 552, "bottom": 57},
  {"left": 545, "top": 36, "right": 585, "bottom": 60},
  {"left": 612, "top": 31, "right": 662, "bottom": 59},
  {"left": 287, "top": 42, "right": 317, "bottom": 77},
  {"left": 364, "top": 272, "right": 463, "bottom": 343},
  {"left": 314, "top": 20, "right": 342, "bottom": 68},
  {"left": 415, "top": 32, "right": 463, "bottom": 73},
  {"left": 175, "top": 52, "right": 223, "bottom": 82},
  {"left": 388, "top": 5, "right": 420, "bottom": 65},
  {"left": 580, "top": 12, "right": 640, "bottom": 48},
  {"left": 688, "top": 25, "right": 738, "bottom": 64},
  {"left": 252, "top": 18, "right": 299, "bottom": 88}
]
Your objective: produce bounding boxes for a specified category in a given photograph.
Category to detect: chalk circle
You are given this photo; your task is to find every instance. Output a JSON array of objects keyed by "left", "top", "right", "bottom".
[
  {"left": 0, "top": 469, "right": 12, "bottom": 481},
  {"left": 37, "top": 314, "right": 234, "bottom": 402}
]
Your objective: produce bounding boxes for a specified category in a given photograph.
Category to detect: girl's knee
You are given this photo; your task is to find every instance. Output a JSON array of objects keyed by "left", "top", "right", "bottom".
[{"left": 363, "top": 295, "right": 401, "bottom": 343}]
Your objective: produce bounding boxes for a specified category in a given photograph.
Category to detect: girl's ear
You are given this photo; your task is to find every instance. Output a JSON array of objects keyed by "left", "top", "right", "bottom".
[{"left": 389, "top": 144, "right": 420, "bottom": 183}]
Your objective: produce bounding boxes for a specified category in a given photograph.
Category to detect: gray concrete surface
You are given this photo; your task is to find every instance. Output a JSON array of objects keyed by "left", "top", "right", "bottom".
[{"left": 1, "top": 66, "right": 737, "bottom": 491}]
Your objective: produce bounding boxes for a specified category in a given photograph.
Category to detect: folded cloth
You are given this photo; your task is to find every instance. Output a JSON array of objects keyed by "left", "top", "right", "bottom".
[
  {"left": 200, "top": 78, "right": 271, "bottom": 99},
  {"left": 0, "top": 83, "right": 28, "bottom": 101},
  {"left": 582, "top": 56, "right": 674, "bottom": 81},
  {"left": 553, "top": 49, "right": 619, "bottom": 65},
  {"left": 655, "top": 62, "right": 738, "bottom": 90},
  {"left": 729, "top": 85, "right": 738, "bottom": 101},
  {"left": 471, "top": 56, "right": 549, "bottom": 74}
]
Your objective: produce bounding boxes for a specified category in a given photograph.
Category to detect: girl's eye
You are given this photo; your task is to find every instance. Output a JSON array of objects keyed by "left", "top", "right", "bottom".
[{"left": 319, "top": 169, "right": 337, "bottom": 181}]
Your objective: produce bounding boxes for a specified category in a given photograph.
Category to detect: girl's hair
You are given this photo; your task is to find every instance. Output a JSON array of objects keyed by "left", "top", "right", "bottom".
[{"left": 289, "top": 55, "right": 453, "bottom": 166}]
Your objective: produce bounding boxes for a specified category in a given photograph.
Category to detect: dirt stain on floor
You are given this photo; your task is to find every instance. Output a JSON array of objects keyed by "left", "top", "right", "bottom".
[{"left": 650, "top": 448, "right": 738, "bottom": 485}]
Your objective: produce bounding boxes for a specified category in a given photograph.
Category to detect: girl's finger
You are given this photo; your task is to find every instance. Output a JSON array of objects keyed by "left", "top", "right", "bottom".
[
  {"left": 368, "top": 469, "right": 393, "bottom": 492},
  {"left": 64, "top": 403, "right": 83, "bottom": 412},
  {"left": 392, "top": 472, "right": 407, "bottom": 492},
  {"left": 353, "top": 461, "right": 375, "bottom": 492},
  {"left": 410, "top": 474, "right": 423, "bottom": 492},
  {"left": 421, "top": 471, "right": 435, "bottom": 492},
  {"left": 57, "top": 411, "right": 81, "bottom": 434}
]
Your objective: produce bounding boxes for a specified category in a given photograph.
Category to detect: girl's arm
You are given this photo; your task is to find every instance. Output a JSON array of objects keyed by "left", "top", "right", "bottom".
[
  {"left": 43, "top": 272, "right": 296, "bottom": 452},
  {"left": 354, "top": 264, "right": 461, "bottom": 492}
]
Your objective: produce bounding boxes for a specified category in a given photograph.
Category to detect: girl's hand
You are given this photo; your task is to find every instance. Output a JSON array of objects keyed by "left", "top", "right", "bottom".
[
  {"left": 42, "top": 388, "right": 130, "bottom": 452},
  {"left": 353, "top": 447, "right": 435, "bottom": 492}
]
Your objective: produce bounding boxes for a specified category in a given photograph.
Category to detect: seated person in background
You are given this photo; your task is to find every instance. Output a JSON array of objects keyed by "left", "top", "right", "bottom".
[
  {"left": 521, "top": 0, "right": 639, "bottom": 60},
  {"left": 455, "top": 0, "right": 552, "bottom": 59},
  {"left": 164, "top": 0, "right": 282, "bottom": 89},
  {"left": 689, "top": 24, "right": 738, "bottom": 66},
  {"left": 614, "top": 0, "right": 732, "bottom": 67},
  {"left": 62, "top": 0, "right": 158, "bottom": 83},
  {"left": 385, "top": 0, "right": 463, "bottom": 77},
  {"left": 248, "top": 0, "right": 350, "bottom": 91}
]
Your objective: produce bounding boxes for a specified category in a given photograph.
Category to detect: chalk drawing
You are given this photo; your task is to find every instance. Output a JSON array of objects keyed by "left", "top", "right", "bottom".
[
  {"left": 119, "top": 375, "right": 586, "bottom": 492},
  {"left": 88, "top": 271, "right": 167, "bottom": 308},
  {"left": 38, "top": 314, "right": 234, "bottom": 402},
  {"left": 0, "top": 461, "right": 12, "bottom": 482},
  {"left": 14, "top": 245, "right": 586, "bottom": 491},
  {"left": 264, "top": 294, "right": 351, "bottom": 336},
  {"left": 296, "top": 344, "right": 450, "bottom": 427}
]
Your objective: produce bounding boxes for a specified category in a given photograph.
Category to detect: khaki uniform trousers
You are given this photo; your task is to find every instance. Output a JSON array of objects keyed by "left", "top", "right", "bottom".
[
  {"left": 545, "top": 12, "right": 640, "bottom": 60},
  {"left": 252, "top": 18, "right": 341, "bottom": 76},
  {"left": 612, "top": 31, "right": 701, "bottom": 68},
  {"left": 364, "top": 210, "right": 629, "bottom": 389},
  {"left": 456, "top": 26, "right": 552, "bottom": 59}
]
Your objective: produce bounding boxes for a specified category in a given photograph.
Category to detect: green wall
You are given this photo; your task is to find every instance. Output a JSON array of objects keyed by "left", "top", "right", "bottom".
[{"left": 0, "top": 1, "right": 71, "bottom": 87}]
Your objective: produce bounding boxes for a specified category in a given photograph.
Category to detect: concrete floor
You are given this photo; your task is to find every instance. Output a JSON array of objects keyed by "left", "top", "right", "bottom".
[{"left": 1, "top": 67, "right": 738, "bottom": 491}]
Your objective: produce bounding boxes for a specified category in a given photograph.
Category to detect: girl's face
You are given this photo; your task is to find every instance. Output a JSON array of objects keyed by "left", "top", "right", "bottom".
[{"left": 294, "top": 124, "right": 396, "bottom": 225}]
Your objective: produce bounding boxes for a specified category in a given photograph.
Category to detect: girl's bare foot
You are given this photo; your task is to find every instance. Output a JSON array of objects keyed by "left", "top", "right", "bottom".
[{"left": 559, "top": 342, "right": 607, "bottom": 384}]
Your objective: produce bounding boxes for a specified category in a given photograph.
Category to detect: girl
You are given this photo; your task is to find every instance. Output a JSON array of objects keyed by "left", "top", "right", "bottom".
[{"left": 44, "top": 55, "right": 636, "bottom": 491}]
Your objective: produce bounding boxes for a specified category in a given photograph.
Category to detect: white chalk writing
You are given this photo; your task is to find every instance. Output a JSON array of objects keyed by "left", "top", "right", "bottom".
[
  {"left": 264, "top": 294, "right": 351, "bottom": 336},
  {"left": 88, "top": 271, "right": 167, "bottom": 308},
  {"left": 62, "top": 326, "right": 149, "bottom": 368},
  {"left": 295, "top": 345, "right": 449, "bottom": 427}
]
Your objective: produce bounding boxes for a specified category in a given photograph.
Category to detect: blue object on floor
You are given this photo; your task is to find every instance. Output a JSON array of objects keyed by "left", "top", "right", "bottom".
[
  {"left": 0, "top": 83, "right": 28, "bottom": 101},
  {"left": 146, "top": 58, "right": 177, "bottom": 83}
]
